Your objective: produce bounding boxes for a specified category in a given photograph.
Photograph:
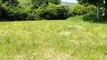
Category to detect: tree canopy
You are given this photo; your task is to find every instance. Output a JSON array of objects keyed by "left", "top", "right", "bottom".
[
  {"left": 32, "top": 0, "right": 61, "bottom": 8},
  {"left": 0, "top": 0, "right": 70, "bottom": 20},
  {"left": 78, "top": 0, "right": 107, "bottom": 16}
]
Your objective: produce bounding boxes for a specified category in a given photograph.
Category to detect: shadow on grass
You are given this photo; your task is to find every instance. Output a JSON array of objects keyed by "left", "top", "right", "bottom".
[
  {"left": 82, "top": 13, "right": 107, "bottom": 24},
  {"left": 0, "top": 19, "right": 27, "bottom": 22},
  {"left": 0, "top": 18, "right": 66, "bottom": 22},
  {"left": 0, "top": 19, "right": 45, "bottom": 22}
]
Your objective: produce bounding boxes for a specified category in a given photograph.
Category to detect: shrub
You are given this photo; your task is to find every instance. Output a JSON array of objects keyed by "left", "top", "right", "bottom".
[
  {"left": 70, "top": 4, "right": 87, "bottom": 16},
  {"left": 0, "top": 1, "right": 33, "bottom": 20},
  {"left": 27, "top": 11, "right": 41, "bottom": 20},
  {"left": 70, "top": 4, "right": 96, "bottom": 16},
  {"left": 86, "top": 5, "right": 96, "bottom": 13},
  {"left": 0, "top": 0, "right": 69, "bottom": 20},
  {"left": 32, "top": 0, "right": 61, "bottom": 8},
  {"left": 34, "top": 3, "right": 70, "bottom": 20}
]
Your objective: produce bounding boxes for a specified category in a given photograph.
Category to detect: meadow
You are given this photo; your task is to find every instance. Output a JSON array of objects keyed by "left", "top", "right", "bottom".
[{"left": 0, "top": 15, "right": 107, "bottom": 60}]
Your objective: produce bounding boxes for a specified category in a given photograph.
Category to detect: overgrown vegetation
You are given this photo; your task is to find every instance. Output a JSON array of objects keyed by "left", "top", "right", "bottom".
[
  {"left": 34, "top": 3, "right": 70, "bottom": 20},
  {"left": 70, "top": 4, "right": 96, "bottom": 16},
  {"left": 0, "top": 0, "right": 71, "bottom": 20},
  {"left": 77, "top": 0, "right": 107, "bottom": 18},
  {"left": 0, "top": 0, "right": 98, "bottom": 21}
]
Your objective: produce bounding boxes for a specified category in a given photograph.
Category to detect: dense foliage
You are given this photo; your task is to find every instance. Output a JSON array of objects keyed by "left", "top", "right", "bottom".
[
  {"left": 32, "top": 0, "right": 61, "bottom": 8},
  {"left": 78, "top": 0, "right": 103, "bottom": 5},
  {"left": 77, "top": 0, "right": 107, "bottom": 16},
  {"left": 27, "top": 3, "right": 70, "bottom": 20},
  {"left": 70, "top": 4, "right": 96, "bottom": 16},
  {"left": 34, "top": 3, "right": 70, "bottom": 20},
  {"left": 0, "top": 0, "right": 70, "bottom": 20},
  {"left": 0, "top": 0, "right": 100, "bottom": 20}
]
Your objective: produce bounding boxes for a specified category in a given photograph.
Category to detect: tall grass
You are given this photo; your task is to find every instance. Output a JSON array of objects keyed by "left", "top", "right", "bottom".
[{"left": 0, "top": 15, "right": 107, "bottom": 60}]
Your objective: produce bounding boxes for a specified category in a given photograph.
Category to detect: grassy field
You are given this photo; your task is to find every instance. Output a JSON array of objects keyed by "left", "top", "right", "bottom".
[{"left": 0, "top": 16, "right": 107, "bottom": 60}]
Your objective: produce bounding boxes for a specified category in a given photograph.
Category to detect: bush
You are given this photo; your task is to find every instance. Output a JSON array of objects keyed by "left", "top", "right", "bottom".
[
  {"left": 70, "top": 4, "right": 96, "bottom": 16},
  {"left": 0, "top": 0, "right": 34, "bottom": 20},
  {"left": 0, "top": 1, "right": 33, "bottom": 20},
  {"left": 70, "top": 4, "right": 87, "bottom": 16},
  {"left": 34, "top": 3, "right": 70, "bottom": 20},
  {"left": 86, "top": 5, "right": 96, "bottom": 13},
  {"left": 0, "top": 1, "right": 70, "bottom": 20}
]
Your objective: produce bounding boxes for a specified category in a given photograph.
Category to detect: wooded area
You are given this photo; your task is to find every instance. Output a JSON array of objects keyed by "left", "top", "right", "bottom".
[
  {"left": 0, "top": 0, "right": 69, "bottom": 20},
  {"left": 0, "top": 0, "right": 107, "bottom": 20}
]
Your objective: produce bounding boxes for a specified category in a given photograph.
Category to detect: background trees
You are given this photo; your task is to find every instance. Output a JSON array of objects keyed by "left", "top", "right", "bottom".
[
  {"left": 32, "top": 0, "right": 61, "bottom": 8},
  {"left": 0, "top": 0, "right": 102, "bottom": 20},
  {"left": 2, "top": 0, "right": 19, "bottom": 6},
  {"left": 0, "top": 0, "right": 70, "bottom": 20},
  {"left": 70, "top": 3, "right": 96, "bottom": 16},
  {"left": 0, "top": 0, "right": 2, "bottom": 18},
  {"left": 0, "top": 0, "right": 33, "bottom": 20},
  {"left": 77, "top": 0, "right": 107, "bottom": 18}
]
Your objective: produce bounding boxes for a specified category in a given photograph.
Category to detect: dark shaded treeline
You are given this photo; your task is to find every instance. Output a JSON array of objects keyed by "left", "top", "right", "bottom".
[{"left": 0, "top": 0, "right": 70, "bottom": 20}]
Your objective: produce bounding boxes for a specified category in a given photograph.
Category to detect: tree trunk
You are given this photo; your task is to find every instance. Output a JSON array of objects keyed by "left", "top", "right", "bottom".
[
  {"left": 103, "top": 0, "right": 107, "bottom": 16},
  {"left": 104, "top": 0, "right": 107, "bottom": 16},
  {"left": 96, "top": 1, "right": 100, "bottom": 18},
  {"left": 96, "top": 4, "right": 100, "bottom": 18}
]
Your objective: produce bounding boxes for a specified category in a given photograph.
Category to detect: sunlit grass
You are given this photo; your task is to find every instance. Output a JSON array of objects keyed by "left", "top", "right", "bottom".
[{"left": 0, "top": 16, "right": 107, "bottom": 60}]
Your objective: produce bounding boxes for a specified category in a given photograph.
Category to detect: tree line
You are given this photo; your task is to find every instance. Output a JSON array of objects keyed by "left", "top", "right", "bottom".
[
  {"left": 0, "top": 0, "right": 106, "bottom": 21},
  {"left": 0, "top": 0, "right": 70, "bottom": 20},
  {"left": 78, "top": 0, "right": 107, "bottom": 18}
]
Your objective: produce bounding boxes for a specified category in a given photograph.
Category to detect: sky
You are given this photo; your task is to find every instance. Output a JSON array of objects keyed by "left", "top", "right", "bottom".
[{"left": 61, "top": 0, "right": 77, "bottom": 3}]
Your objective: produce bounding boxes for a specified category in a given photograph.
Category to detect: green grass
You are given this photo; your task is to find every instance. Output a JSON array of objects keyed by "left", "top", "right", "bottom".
[{"left": 0, "top": 16, "right": 107, "bottom": 60}]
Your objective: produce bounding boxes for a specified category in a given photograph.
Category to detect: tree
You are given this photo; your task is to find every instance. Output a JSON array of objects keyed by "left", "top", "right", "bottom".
[
  {"left": 49, "top": 0, "right": 61, "bottom": 4},
  {"left": 104, "top": 0, "right": 107, "bottom": 16},
  {"left": 0, "top": 0, "right": 62, "bottom": 20},
  {"left": 32, "top": 0, "right": 61, "bottom": 8},
  {"left": 78, "top": 0, "right": 107, "bottom": 18},
  {"left": 0, "top": 0, "right": 2, "bottom": 18},
  {"left": 2, "top": 0, "right": 19, "bottom": 6},
  {"left": 0, "top": 0, "right": 33, "bottom": 19}
]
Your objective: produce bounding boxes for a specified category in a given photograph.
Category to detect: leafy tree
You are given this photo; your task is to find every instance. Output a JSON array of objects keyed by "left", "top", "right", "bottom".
[
  {"left": 2, "top": 0, "right": 19, "bottom": 6},
  {"left": 32, "top": 0, "right": 61, "bottom": 8},
  {"left": 49, "top": 0, "right": 61, "bottom": 4},
  {"left": 78, "top": 0, "right": 107, "bottom": 18},
  {"left": 34, "top": 3, "right": 70, "bottom": 20},
  {"left": 0, "top": 0, "right": 2, "bottom": 18},
  {"left": 0, "top": 0, "right": 33, "bottom": 20},
  {"left": 0, "top": 0, "right": 67, "bottom": 20}
]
